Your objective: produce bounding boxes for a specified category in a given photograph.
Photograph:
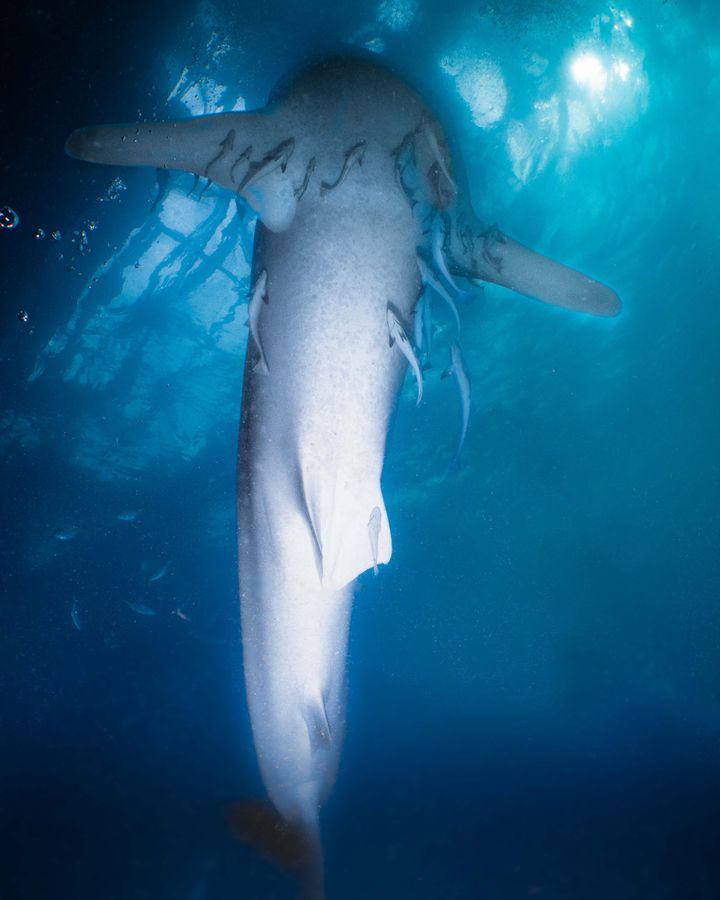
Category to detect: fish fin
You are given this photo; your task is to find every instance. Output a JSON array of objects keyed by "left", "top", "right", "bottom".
[
  {"left": 253, "top": 357, "right": 270, "bottom": 376},
  {"left": 450, "top": 220, "right": 620, "bottom": 317},
  {"left": 301, "top": 465, "right": 392, "bottom": 590},
  {"left": 225, "top": 800, "right": 313, "bottom": 873},
  {"left": 421, "top": 360, "right": 433, "bottom": 372},
  {"left": 441, "top": 365, "right": 453, "bottom": 379},
  {"left": 241, "top": 168, "right": 298, "bottom": 232}
]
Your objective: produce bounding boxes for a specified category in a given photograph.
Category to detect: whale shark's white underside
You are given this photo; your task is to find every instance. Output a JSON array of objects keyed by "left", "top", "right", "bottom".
[{"left": 66, "top": 54, "right": 619, "bottom": 898}]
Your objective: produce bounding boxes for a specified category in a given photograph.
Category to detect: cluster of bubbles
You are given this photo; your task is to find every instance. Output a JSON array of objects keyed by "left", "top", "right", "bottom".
[
  {"left": 72, "top": 220, "right": 97, "bottom": 256},
  {"left": 97, "top": 176, "right": 127, "bottom": 203}
]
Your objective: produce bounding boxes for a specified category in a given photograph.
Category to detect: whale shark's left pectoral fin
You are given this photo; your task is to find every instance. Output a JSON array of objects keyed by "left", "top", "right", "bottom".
[{"left": 66, "top": 110, "right": 299, "bottom": 232}]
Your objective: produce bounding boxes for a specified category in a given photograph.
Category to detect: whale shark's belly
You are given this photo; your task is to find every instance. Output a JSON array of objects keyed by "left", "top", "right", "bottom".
[{"left": 237, "top": 179, "right": 419, "bottom": 816}]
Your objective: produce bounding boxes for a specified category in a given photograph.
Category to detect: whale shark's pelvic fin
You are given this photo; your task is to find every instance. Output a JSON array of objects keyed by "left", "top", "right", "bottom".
[{"left": 300, "top": 464, "right": 391, "bottom": 590}]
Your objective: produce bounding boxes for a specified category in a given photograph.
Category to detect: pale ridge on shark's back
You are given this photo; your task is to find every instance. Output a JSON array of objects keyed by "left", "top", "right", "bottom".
[{"left": 66, "top": 53, "right": 620, "bottom": 899}]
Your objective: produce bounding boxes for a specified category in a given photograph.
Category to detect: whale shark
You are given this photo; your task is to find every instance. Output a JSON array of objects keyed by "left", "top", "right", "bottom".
[{"left": 66, "top": 54, "right": 619, "bottom": 897}]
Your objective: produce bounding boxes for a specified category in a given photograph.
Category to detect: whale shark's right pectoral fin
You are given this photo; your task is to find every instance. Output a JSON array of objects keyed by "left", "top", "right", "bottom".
[{"left": 449, "top": 216, "right": 620, "bottom": 317}]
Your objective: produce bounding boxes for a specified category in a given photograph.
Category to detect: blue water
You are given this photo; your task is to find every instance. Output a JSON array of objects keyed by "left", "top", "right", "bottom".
[{"left": 2, "top": 0, "right": 719, "bottom": 897}]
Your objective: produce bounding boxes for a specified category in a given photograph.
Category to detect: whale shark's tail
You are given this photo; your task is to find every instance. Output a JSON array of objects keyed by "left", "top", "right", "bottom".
[{"left": 226, "top": 799, "right": 325, "bottom": 899}]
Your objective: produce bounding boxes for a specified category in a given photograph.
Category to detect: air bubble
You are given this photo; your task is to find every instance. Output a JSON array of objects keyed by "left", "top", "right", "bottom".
[
  {"left": 0, "top": 206, "right": 20, "bottom": 230},
  {"left": 32, "top": 227, "right": 45, "bottom": 240}
]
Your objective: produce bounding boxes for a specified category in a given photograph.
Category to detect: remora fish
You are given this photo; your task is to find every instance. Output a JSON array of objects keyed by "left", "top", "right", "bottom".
[
  {"left": 429, "top": 213, "right": 463, "bottom": 296},
  {"left": 387, "top": 303, "right": 423, "bottom": 405},
  {"left": 247, "top": 269, "right": 270, "bottom": 375},
  {"left": 239, "top": 138, "right": 295, "bottom": 193},
  {"left": 442, "top": 340, "right": 471, "bottom": 467},
  {"left": 55, "top": 526, "right": 79, "bottom": 541},
  {"left": 417, "top": 254, "right": 462, "bottom": 334},
  {"left": 294, "top": 156, "right": 317, "bottom": 200},
  {"left": 66, "top": 54, "right": 620, "bottom": 900},
  {"left": 320, "top": 141, "right": 366, "bottom": 196}
]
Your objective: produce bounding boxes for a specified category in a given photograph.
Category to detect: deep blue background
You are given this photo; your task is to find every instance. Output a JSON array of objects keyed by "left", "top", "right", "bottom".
[{"left": 1, "top": 1, "right": 719, "bottom": 897}]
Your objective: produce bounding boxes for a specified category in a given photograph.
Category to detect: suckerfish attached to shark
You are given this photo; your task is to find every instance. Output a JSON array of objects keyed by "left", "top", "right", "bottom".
[{"left": 65, "top": 53, "right": 620, "bottom": 899}]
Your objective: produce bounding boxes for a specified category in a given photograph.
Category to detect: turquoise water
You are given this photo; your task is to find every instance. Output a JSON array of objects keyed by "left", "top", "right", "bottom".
[{"left": 1, "top": 1, "right": 719, "bottom": 897}]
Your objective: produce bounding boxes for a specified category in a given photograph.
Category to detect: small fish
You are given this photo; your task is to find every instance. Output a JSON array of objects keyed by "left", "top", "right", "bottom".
[
  {"left": 71, "top": 598, "right": 82, "bottom": 631},
  {"left": 320, "top": 141, "right": 366, "bottom": 196},
  {"left": 294, "top": 156, "right": 316, "bottom": 200},
  {"left": 413, "top": 291, "right": 434, "bottom": 370},
  {"left": 149, "top": 562, "right": 169, "bottom": 582},
  {"left": 229, "top": 144, "right": 252, "bottom": 184},
  {"left": 197, "top": 179, "right": 214, "bottom": 201},
  {"left": 413, "top": 294, "right": 424, "bottom": 352},
  {"left": 125, "top": 600, "right": 156, "bottom": 616},
  {"left": 387, "top": 304, "right": 423, "bottom": 405},
  {"left": 205, "top": 128, "right": 235, "bottom": 178},
  {"left": 417, "top": 255, "right": 461, "bottom": 335},
  {"left": 172, "top": 607, "right": 191, "bottom": 622},
  {"left": 441, "top": 341, "right": 471, "bottom": 467},
  {"left": 248, "top": 269, "right": 270, "bottom": 375},
  {"left": 117, "top": 509, "right": 141, "bottom": 522},
  {"left": 417, "top": 119, "right": 456, "bottom": 195},
  {"left": 239, "top": 138, "right": 295, "bottom": 193},
  {"left": 429, "top": 213, "right": 463, "bottom": 295},
  {"left": 421, "top": 291, "right": 434, "bottom": 369},
  {"left": 367, "top": 507, "right": 381, "bottom": 575},
  {"left": 55, "top": 526, "right": 79, "bottom": 541}
]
